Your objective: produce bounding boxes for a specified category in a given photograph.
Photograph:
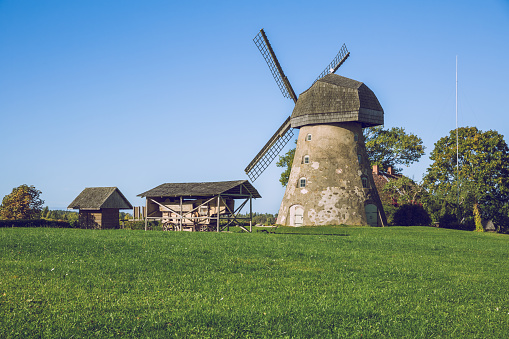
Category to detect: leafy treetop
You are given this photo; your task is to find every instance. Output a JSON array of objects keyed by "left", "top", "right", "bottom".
[
  {"left": 364, "top": 126, "right": 425, "bottom": 173},
  {"left": 423, "top": 126, "right": 509, "bottom": 225},
  {"left": 0, "top": 184, "right": 44, "bottom": 220}
]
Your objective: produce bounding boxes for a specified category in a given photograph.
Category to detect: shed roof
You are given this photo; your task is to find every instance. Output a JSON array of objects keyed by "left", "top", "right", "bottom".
[
  {"left": 138, "top": 180, "right": 261, "bottom": 199},
  {"left": 68, "top": 187, "right": 133, "bottom": 210}
]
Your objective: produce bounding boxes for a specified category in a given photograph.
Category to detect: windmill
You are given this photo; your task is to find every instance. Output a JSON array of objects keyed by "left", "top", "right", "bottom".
[{"left": 245, "top": 29, "right": 387, "bottom": 227}]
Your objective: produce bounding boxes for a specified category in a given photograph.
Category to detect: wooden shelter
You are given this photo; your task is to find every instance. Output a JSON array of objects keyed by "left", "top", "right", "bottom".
[
  {"left": 137, "top": 180, "right": 261, "bottom": 232},
  {"left": 68, "top": 187, "right": 133, "bottom": 229}
]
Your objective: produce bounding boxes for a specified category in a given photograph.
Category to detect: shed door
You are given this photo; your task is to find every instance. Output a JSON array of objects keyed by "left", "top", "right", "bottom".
[{"left": 365, "top": 204, "right": 378, "bottom": 227}]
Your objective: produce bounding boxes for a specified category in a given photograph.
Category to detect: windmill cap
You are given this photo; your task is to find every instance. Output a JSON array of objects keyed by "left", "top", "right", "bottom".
[{"left": 290, "top": 74, "right": 384, "bottom": 128}]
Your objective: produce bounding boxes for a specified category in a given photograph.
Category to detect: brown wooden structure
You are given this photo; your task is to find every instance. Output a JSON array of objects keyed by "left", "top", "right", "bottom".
[
  {"left": 68, "top": 187, "right": 133, "bottom": 229},
  {"left": 137, "top": 180, "right": 261, "bottom": 232}
]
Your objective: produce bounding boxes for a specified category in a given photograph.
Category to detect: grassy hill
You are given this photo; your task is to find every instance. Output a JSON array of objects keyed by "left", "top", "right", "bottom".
[{"left": 1, "top": 226, "right": 508, "bottom": 338}]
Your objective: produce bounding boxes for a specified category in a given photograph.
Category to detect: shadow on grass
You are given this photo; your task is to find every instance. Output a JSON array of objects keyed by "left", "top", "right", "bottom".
[
  {"left": 257, "top": 231, "right": 349, "bottom": 236},
  {"left": 277, "top": 232, "right": 350, "bottom": 236}
]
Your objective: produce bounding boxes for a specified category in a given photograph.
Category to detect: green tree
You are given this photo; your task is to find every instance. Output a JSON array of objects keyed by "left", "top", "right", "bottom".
[
  {"left": 119, "top": 212, "right": 132, "bottom": 221},
  {"left": 364, "top": 126, "right": 425, "bottom": 172},
  {"left": 41, "top": 206, "right": 50, "bottom": 218},
  {"left": 382, "top": 176, "right": 425, "bottom": 206},
  {"left": 47, "top": 211, "right": 57, "bottom": 220},
  {"left": 423, "top": 127, "right": 509, "bottom": 229},
  {"left": 0, "top": 185, "right": 44, "bottom": 220},
  {"left": 276, "top": 126, "right": 425, "bottom": 187},
  {"left": 275, "top": 142, "right": 296, "bottom": 187}
]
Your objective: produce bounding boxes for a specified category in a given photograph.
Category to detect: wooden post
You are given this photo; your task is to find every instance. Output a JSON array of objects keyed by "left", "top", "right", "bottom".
[
  {"left": 144, "top": 199, "right": 148, "bottom": 231},
  {"left": 217, "top": 194, "right": 220, "bottom": 232},
  {"left": 179, "top": 196, "right": 183, "bottom": 231},
  {"left": 249, "top": 194, "right": 253, "bottom": 233}
]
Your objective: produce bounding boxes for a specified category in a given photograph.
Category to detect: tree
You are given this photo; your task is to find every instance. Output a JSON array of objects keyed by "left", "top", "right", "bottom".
[
  {"left": 423, "top": 127, "right": 509, "bottom": 229},
  {"left": 41, "top": 206, "right": 49, "bottom": 218},
  {"left": 364, "top": 126, "right": 425, "bottom": 172},
  {"left": 275, "top": 142, "right": 296, "bottom": 187},
  {"left": 276, "top": 126, "right": 425, "bottom": 187},
  {"left": 0, "top": 185, "right": 44, "bottom": 220},
  {"left": 382, "top": 176, "right": 425, "bottom": 206}
]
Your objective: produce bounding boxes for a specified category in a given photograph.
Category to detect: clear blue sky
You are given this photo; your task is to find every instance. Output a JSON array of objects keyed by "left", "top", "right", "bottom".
[{"left": 1, "top": 0, "right": 508, "bottom": 213}]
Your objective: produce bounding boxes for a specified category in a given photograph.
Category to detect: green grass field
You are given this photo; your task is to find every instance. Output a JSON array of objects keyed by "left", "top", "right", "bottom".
[{"left": 1, "top": 226, "right": 508, "bottom": 338}]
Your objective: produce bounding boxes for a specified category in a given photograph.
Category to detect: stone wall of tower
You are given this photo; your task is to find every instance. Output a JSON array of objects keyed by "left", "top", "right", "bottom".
[{"left": 276, "top": 122, "right": 386, "bottom": 226}]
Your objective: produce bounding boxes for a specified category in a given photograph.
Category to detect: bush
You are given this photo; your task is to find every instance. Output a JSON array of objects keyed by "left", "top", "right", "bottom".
[
  {"left": 434, "top": 213, "right": 475, "bottom": 231},
  {"left": 438, "top": 213, "right": 457, "bottom": 227},
  {"left": 0, "top": 219, "right": 75, "bottom": 228},
  {"left": 392, "top": 204, "right": 431, "bottom": 226},
  {"left": 493, "top": 206, "right": 509, "bottom": 233},
  {"left": 382, "top": 204, "right": 397, "bottom": 225},
  {"left": 123, "top": 220, "right": 161, "bottom": 231}
]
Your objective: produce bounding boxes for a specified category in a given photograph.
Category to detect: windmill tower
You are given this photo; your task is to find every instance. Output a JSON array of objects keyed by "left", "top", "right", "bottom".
[{"left": 245, "top": 29, "right": 386, "bottom": 227}]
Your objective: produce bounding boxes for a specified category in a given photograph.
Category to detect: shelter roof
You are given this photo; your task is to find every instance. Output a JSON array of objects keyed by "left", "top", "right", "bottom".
[
  {"left": 138, "top": 180, "right": 261, "bottom": 199},
  {"left": 68, "top": 187, "right": 133, "bottom": 210}
]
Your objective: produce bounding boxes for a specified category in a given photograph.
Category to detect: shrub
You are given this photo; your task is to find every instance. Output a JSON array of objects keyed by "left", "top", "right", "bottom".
[
  {"left": 435, "top": 213, "right": 475, "bottom": 231},
  {"left": 382, "top": 204, "right": 397, "bottom": 225},
  {"left": 0, "top": 219, "right": 75, "bottom": 228},
  {"left": 123, "top": 220, "right": 161, "bottom": 231},
  {"left": 392, "top": 204, "right": 431, "bottom": 226}
]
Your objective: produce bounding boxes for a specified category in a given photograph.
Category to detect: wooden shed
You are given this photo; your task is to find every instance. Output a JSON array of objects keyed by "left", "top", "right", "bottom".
[
  {"left": 138, "top": 180, "right": 261, "bottom": 232},
  {"left": 68, "top": 187, "right": 133, "bottom": 229}
]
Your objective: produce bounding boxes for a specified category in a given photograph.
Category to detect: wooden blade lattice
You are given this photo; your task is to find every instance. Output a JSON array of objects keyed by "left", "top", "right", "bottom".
[
  {"left": 245, "top": 117, "right": 294, "bottom": 182},
  {"left": 314, "top": 43, "right": 350, "bottom": 83},
  {"left": 253, "top": 29, "right": 297, "bottom": 102}
]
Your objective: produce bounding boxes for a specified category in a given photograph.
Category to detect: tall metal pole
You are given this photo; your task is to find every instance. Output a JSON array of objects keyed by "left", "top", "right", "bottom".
[{"left": 456, "top": 56, "right": 459, "bottom": 218}]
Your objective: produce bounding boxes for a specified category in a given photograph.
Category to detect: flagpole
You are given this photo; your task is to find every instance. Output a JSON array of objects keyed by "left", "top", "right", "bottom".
[{"left": 456, "top": 56, "right": 459, "bottom": 217}]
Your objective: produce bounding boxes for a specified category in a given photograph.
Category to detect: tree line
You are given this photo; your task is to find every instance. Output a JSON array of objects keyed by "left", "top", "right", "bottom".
[{"left": 2, "top": 125, "right": 508, "bottom": 232}]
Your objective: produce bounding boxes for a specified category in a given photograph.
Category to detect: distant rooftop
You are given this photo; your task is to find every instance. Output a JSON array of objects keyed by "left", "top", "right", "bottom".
[{"left": 68, "top": 187, "right": 133, "bottom": 210}]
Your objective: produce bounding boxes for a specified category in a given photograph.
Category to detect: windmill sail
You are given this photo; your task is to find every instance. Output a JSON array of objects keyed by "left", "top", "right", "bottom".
[
  {"left": 314, "top": 44, "right": 350, "bottom": 83},
  {"left": 247, "top": 30, "right": 349, "bottom": 182},
  {"left": 245, "top": 116, "right": 294, "bottom": 182},
  {"left": 253, "top": 29, "right": 297, "bottom": 103}
]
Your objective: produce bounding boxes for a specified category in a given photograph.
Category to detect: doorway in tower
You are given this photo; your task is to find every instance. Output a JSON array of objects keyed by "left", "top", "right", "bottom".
[
  {"left": 365, "top": 204, "right": 378, "bottom": 226},
  {"left": 289, "top": 205, "right": 304, "bottom": 226}
]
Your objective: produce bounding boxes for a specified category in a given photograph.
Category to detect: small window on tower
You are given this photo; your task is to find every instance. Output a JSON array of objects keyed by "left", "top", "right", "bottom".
[
  {"left": 306, "top": 134, "right": 312, "bottom": 141},
  {"left": 362, "top": 177, "right": 368, "bottom": 188},
  {"left": 354, "top": 133, "right": 359, "bottom": 142},
  {"left": 357, "top": 154, "right": 362, "bottom": 164},
  {"left": 299, "top": 178, "right": 307, "bottom": 188},
  {"left": 303, "top": 155, "right": 310, "bottom": 164}
]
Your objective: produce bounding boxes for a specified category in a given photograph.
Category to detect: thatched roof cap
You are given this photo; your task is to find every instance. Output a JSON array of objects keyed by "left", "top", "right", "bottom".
[
  {"left": 138, "top": 180, "right": 261, "bottom": 199},
  {"left": 68, "top": 187, "right": 133, "bottom": 210},
  {"left": 291, "top": 74, "right": 384, "bottom": 128}
]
